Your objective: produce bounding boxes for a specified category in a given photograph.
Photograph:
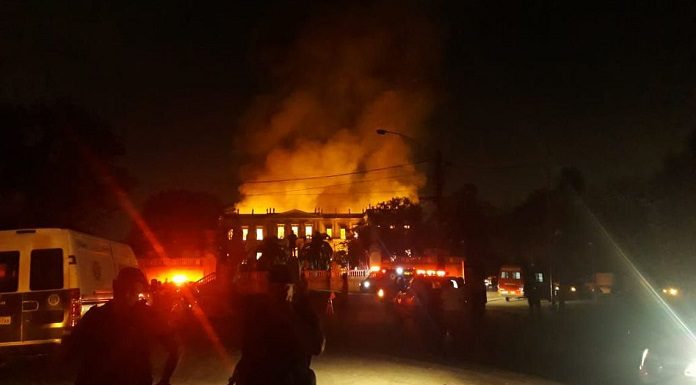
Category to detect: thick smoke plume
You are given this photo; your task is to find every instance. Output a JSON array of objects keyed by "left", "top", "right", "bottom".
[{"left": 236, "top": 3, "right": 440, "bottom": 213}]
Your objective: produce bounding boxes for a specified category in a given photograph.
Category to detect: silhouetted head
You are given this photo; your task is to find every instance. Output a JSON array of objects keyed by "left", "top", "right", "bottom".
[
  {"left": 113, "top": 267, "right": 148, "bottom": 306},
  {"left": 268, "top": 264, "right": 296, "bottom": 303}
]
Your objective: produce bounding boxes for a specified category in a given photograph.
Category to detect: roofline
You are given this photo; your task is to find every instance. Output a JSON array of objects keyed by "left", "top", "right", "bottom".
[{"left": 222, "top": 208, "right": 365, "bottom": 219}]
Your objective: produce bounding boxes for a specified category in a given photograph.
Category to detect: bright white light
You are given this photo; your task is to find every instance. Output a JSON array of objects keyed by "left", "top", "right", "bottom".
[
  {"left": 377, "top": 288, "right": 384, "bottom": 298},
  {"left": 363, "top": 281, "right": 370, "bottom": 288},
  {"left": 396, "top": 267, "right": 404, "bottom": 275},
  {"left": 450, "top": 279, "right": 459, "bottom": 289},
  {"left": 570, "top": 286, "right": 577, "bottom": 292},
  {"left": 172, "top": 275, "right": 188, "bottom": 286}
]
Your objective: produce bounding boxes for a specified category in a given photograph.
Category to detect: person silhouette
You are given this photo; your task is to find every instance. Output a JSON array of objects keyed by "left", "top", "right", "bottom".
[
  {"left": 230, "top": 264, "right": 324, "bottom": 385},
  {"left": 64, "top": 267, "right": 179, "bottom": 385}
]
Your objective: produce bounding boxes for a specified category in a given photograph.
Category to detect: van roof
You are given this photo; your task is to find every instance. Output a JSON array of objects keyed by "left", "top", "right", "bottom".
[{"left": 0, "top": 228, "right": 130, "bottom": 247}]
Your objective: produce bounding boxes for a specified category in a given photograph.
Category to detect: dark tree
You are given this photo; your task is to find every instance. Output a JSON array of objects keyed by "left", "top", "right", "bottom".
[
  {"left": 130, "top": 189, "right": 223, "bottom": 258},
  {"left": 440, "top": 184, "right": 499, "bottom": 273},
  {"left": 499, "top": 166, "right": 598, "bottom": 282},
  {"left": 0, "top": 102, "right": 130, "bottom": 236},
  {"left": 593, "top": 130, "right": 696, "bottom": 280},
  {"left": 365, "top": 197, "right": 424, "bottom": 257}
]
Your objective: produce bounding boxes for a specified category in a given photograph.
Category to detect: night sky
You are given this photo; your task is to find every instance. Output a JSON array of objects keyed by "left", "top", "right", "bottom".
[{"left": 3, "top": 1, "right": 695, "bottom": 206}]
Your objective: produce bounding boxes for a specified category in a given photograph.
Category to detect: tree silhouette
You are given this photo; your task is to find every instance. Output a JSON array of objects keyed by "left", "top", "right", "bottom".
[
  {"left": 129, "top": 189, "right": 223, "bottom": 258},
  {"left": 0, "top": 102, "right": 130, "bottom": 236}
]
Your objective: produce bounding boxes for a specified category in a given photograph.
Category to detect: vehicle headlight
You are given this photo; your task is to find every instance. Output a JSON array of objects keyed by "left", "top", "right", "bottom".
[
  {"left": 363, "top": 281, "right": 370, "bottom": 288},
  {"left": 662, "top": 287, "right": 679, "bottom": 296},
  {"left": 377, "top": 288, "right": 384, "bottom": 298},
  {"left": 396, "top": 267, "right": 404, "bottom": 275},
  {"left": 570, "top": 286, "right": 577, "bottom": 292}
]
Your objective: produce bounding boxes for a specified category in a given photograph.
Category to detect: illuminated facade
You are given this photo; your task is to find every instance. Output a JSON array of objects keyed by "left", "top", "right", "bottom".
[{"left": 221, "top": 208, "right": 365, "bottom": 252}]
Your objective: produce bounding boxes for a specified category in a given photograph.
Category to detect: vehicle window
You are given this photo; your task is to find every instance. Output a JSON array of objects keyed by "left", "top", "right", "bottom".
[
  {"left": 513, "top": 272, "right": 521, "bottom": 280},
  {"left": 500, "top": 271, "right": 509, "bottom": 279},
  {"left": 0, "top": 251, "right": 20, "bottom": 293},
  {"left": 30, "top": 248, "right": 63, "bottom": 290},
  {"left": 535, "top": 273, "right": 544, "bottom": 282}
]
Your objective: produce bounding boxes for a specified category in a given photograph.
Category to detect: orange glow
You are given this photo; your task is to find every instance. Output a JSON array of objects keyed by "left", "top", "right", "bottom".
[
  {"left": 178, "top": 285, "right": 235, "bottom": 373},
  {"left": 234, "top": 3, "right": 437, "bottom": 215},
  {"left": 436, "top": 270, "right": 446, "bottom": 277},
  {"left": 416, "top": 269, "right": 426, "bottom": 275},
  {"left": 146, "top": 269, "right": 204, "bottom": 286},
  {"left": 172, "top": 274, "right": 189, "bottom": 286},
  {"left": 370, "top": 266, "right": 381, "bottom": 272}
]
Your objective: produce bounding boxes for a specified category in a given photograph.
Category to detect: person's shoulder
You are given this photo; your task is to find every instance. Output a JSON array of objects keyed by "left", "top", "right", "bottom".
[
  {"left": 133, "top": 300, "right": 157, "bottom": 316},
  {"left": 79, "top": 301, "right": 112, "bottom": 325}
]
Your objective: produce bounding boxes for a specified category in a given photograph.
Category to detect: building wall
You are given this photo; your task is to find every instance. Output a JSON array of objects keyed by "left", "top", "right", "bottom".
[{"left": 221, "top": 209, "right": 365, "bottom": 254}]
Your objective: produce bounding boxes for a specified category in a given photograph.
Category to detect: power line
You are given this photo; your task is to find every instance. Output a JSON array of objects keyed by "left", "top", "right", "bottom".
[
  {"left": 255, "top": 190, "right": 414, "bottom": 196},
  {"left": 243, "top": 172, "right": 420, "bottom": 196},
  {"left": 242, "top": 161, "right": 427, "bottom": 184}
]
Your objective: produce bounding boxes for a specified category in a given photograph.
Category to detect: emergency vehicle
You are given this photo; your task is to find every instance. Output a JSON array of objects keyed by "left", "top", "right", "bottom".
[
  {"left": 0, "top": 229, "right": 138, "bottom": 351},
  {"left": 498, "top": 265, "right": 524, "bottom": 301}
]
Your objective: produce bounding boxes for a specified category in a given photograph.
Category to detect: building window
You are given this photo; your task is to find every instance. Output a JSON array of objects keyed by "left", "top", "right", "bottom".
[
  {"left": 291, "top": 225, "right": 299, "bottom": 236},
  {"left": 227, "top": 229, "right": 234, "bottom": 240},
  {"left": 256, "top": 226, "right": 264, "bottom": 241},
  {"left": 326, "top": 228, "right": 333, "bottom": 238},
  {"left": 277, "top": 225, "right": 285, "bottom": 239},
  {"left": 340, "top": 227, "right": 347, "bottom": 240},
  {"left": 535, "top": 273, "right": 544, "bottom": 283},
  {"left": 242, "top": 227, "right": 249, "bottom": 241},
  {"left": 404, "top": 224, "right": 411, "bottom": 229},
  {"left": 305, "top": 225, "right": 313, "bottom": 239}
]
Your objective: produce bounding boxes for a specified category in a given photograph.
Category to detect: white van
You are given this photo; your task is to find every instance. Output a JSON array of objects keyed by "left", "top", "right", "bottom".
[{"left": 0, "top": 228, "right": 138, "bottom": 350}]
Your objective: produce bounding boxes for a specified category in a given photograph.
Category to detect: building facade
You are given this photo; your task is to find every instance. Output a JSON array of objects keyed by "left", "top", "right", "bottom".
[{"left": 220, "top": 208, "right": 365, "bottom": 252}]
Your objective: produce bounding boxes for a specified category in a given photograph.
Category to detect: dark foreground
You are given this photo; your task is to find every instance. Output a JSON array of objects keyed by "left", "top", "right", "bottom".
[{"left": 0, "top": 291, "right": 677, "bottom": 385}]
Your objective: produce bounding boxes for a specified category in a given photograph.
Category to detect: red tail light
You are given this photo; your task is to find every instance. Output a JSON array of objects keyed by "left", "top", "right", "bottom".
[{"left": 67, "top": 292, "right": 82, "bottom": 329}]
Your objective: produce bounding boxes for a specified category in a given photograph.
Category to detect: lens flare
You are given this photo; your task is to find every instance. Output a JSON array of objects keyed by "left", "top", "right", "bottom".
[{"left": 584, "top": 204, "right": 696, "bottom": 346}]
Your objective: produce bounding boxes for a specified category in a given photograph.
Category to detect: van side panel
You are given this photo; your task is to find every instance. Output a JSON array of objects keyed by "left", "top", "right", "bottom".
[
  {"left": 109, "top": 241, "right": 139, "bottom": 274},
  {"left": 69, "top": 232, "right": 116, "bottom": 302}
]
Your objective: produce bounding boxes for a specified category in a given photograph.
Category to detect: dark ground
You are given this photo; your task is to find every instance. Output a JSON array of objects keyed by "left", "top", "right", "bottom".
[{"left": 0, "top": 290, "right": 680, "bottom": 384}]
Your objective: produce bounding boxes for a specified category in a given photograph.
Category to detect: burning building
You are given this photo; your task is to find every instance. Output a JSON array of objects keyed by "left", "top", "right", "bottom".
[{"left": 220, "top": 207, "right": 364, "bottom": 257}]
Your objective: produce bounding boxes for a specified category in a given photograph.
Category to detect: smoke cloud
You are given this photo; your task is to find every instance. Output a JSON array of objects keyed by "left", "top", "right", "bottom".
[{"left": 236, "top": 2, "right": 440, "bottom": 213}]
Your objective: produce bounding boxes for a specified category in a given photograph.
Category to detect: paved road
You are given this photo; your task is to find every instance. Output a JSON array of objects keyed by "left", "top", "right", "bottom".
[{"left": 0, "top": 290, "right": 662, "bottom": 385}]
